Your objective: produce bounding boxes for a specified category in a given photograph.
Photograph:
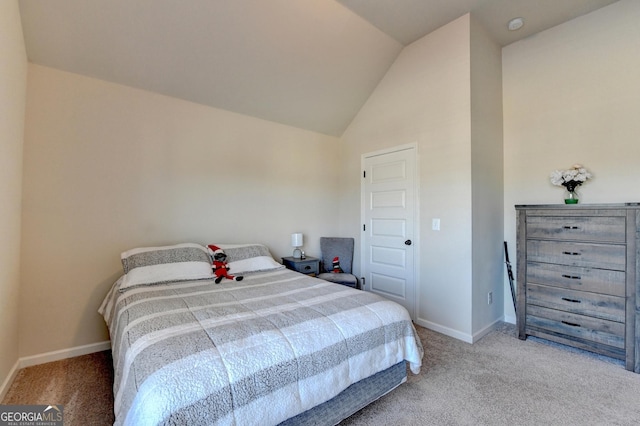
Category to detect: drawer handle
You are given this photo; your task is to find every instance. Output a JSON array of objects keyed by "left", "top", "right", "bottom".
[
  {"left": 561, "top": 274, "right": 581, "bottom": 280},
  {"left": 304, "top": 265, "right": 311, "bottom": 270},
  {"left": 561, "top": 297, "right": 581, "bottom": 303},
  {"left": 562, "top": 251, "right": 581, "bottom": 256},
  {"left": 561, "top": 320, "right": 581, "bottom": 327},
  {"left": 562, "top": 226, "right": 580, "bottom": 230}
]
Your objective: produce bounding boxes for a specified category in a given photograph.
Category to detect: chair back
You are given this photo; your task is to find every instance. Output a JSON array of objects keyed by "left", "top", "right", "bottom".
[{"left": 320, "top": 237, "right": 354, "bottom": 274}]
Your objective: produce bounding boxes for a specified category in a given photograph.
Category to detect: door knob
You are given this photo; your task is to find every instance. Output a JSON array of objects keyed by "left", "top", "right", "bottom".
[{"left": 405, "top": 240, "right": 412, "bottom": 246}]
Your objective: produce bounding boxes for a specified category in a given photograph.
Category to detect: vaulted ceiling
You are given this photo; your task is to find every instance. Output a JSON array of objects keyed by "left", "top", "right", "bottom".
[{"left": 18, "top": 0, "right": 618, "bottom": 136}]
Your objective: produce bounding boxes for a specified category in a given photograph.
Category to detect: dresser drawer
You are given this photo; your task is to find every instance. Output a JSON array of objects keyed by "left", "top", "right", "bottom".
[
  {"left": 526, "top": 304, "right": 625, "bottom": 349},
  {"left": 527, "top": 283, "right": 625, "bottom": 322},
  {"left": 526, "top": 262, "right": 626, "bottom": 296},
  {"left": 281, "top": 257, "right": 320, "bottom": 276},
  {"left": 526, "top": 240, "right": 626, "bottom": 270},
  {"left": 526, "top": 216, "right": 626, "bottom": 243},
  {"left": 295, "top": 262, "right": 319, "bottom": 275}
]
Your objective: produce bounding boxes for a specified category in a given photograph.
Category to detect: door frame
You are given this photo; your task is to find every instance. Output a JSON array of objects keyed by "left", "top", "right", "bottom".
[{"left": 360, "top": 143, "right": 420, "bottom": 319}]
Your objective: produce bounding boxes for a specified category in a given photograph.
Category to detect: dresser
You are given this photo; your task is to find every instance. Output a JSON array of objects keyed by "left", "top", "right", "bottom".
[{"left": 516, "top": 203, "right": 639, "bottom": 372}]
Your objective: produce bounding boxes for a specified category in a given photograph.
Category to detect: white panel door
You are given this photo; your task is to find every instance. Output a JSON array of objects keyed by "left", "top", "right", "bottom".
[{"left": 361, "top": 145, "right": 417, "bottom": 318}]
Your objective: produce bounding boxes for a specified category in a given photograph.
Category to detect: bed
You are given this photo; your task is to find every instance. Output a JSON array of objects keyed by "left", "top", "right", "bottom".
[{"left": 99, "top": 243, "right": 423, "bottom": 425}]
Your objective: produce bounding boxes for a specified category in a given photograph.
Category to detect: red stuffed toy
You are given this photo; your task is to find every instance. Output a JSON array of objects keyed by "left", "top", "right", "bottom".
[
  {"left": 207, "top": 245, "right": 243, "bottom": 284},
  {"left": 332, "top": 256, "right": 344, "bottom": 273}
]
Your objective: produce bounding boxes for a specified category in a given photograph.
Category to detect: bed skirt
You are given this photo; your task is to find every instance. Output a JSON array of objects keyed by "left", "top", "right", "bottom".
[{"left": 279, "top": 361, "right": 407, "bottom": 425}]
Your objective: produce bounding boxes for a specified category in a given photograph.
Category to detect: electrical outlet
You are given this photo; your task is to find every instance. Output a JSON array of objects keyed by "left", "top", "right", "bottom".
[{"left": 487, "top": 291, "right": 493, "bottom": 305}]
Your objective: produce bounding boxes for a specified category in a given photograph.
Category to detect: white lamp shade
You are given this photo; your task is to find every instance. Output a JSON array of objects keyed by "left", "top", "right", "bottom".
[{"left": 291, "top": 233, "right": 303, "bottom": 247}]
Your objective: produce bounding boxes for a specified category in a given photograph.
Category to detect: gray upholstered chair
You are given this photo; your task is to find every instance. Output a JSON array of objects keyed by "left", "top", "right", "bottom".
[{"left": 317, "top": 237, "right": 359, "bottom": 289}]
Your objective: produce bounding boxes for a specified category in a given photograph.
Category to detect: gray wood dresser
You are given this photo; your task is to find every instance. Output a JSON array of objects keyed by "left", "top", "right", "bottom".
[{"left": 515, "top": 203, "right": 639, "bottom": 372}]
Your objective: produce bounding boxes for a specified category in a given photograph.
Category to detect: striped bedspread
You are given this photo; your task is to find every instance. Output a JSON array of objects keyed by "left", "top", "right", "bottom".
[{"left": 99, "top": 268, "right": 424, "bottom": 425}]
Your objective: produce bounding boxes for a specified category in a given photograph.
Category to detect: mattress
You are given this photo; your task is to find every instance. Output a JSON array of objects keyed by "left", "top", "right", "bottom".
[{"left": 100, "top": 267, "right": 423, "bottom": 425}]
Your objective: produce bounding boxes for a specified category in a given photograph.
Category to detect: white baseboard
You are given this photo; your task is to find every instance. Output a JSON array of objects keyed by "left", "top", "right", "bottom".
[
  {"left": 19, "top": 341, "right": 111, "bottom": 369},
  {"left": 471, "top": 318, "right": 503, "bottom": 343},
  {"left": 415, "top": 316, "right": 509, "bottom": 344},
  {"left": 0, "top": 359, "right": 21, "bottom": 401},
  {"left": 415, "top": 319, "right": 473, "bottom": 343}
]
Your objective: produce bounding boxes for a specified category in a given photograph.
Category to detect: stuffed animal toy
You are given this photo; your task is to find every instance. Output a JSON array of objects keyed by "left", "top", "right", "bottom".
[
  {"left": 332, "top": 256, "right": 344, "bottom": 273},
  {"left": 207, "top": 245, "right": 243, "bottom": 284}
]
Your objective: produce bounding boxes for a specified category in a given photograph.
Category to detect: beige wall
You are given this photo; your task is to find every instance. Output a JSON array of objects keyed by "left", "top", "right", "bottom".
[
  {"left": 340, "top": 16, "right": 477, "bottom": 340},
  {"left": 0, "top": 0, "right": 27, "bottom": 395},
  {"left": 470, "top": 16, "right": 504, "bottom": 334},
  {"left": 20, "top": 65, "right": 340, "bottom": 356},
  {"left": 13, "top": 0, "right": 640, "bottom": 364},
  {"left": 503, "top": 0, "right": 640, "bottom": 320}
]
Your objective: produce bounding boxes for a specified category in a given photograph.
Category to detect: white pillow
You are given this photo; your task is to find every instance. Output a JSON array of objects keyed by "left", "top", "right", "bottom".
[{"left": 120, "top": 243, "right": 213, "bottom": 291}]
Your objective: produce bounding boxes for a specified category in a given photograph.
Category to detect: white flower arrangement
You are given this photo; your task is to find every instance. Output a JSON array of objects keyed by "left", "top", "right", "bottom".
[{"left": 550, "top": 164, "right": 593, "bottom": 191}]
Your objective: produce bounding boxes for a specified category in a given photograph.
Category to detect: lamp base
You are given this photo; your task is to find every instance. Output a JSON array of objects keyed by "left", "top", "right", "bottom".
[{"left": 293, "top": 248, "right": 302, "bottom": 258}]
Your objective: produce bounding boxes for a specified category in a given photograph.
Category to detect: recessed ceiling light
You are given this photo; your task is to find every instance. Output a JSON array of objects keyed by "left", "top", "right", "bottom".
[{"left": 508, "top": 17, "right": 524, "bottom": 31}]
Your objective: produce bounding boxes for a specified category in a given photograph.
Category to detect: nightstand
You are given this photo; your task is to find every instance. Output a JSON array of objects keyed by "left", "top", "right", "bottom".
[{"left": 281, "top": 256, "right": 320, "bottom": 276}]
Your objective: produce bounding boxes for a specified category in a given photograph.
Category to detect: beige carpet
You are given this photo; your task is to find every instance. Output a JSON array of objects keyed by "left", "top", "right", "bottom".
[
  {"left": 3, "top": 324, "right": 640, "bottom": 425},
  {"left": 344, "top": 324, "right": 640, "bottom": 425},
  {"left": 2, "top": 350, "right": 114, "bottom": 425}
]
